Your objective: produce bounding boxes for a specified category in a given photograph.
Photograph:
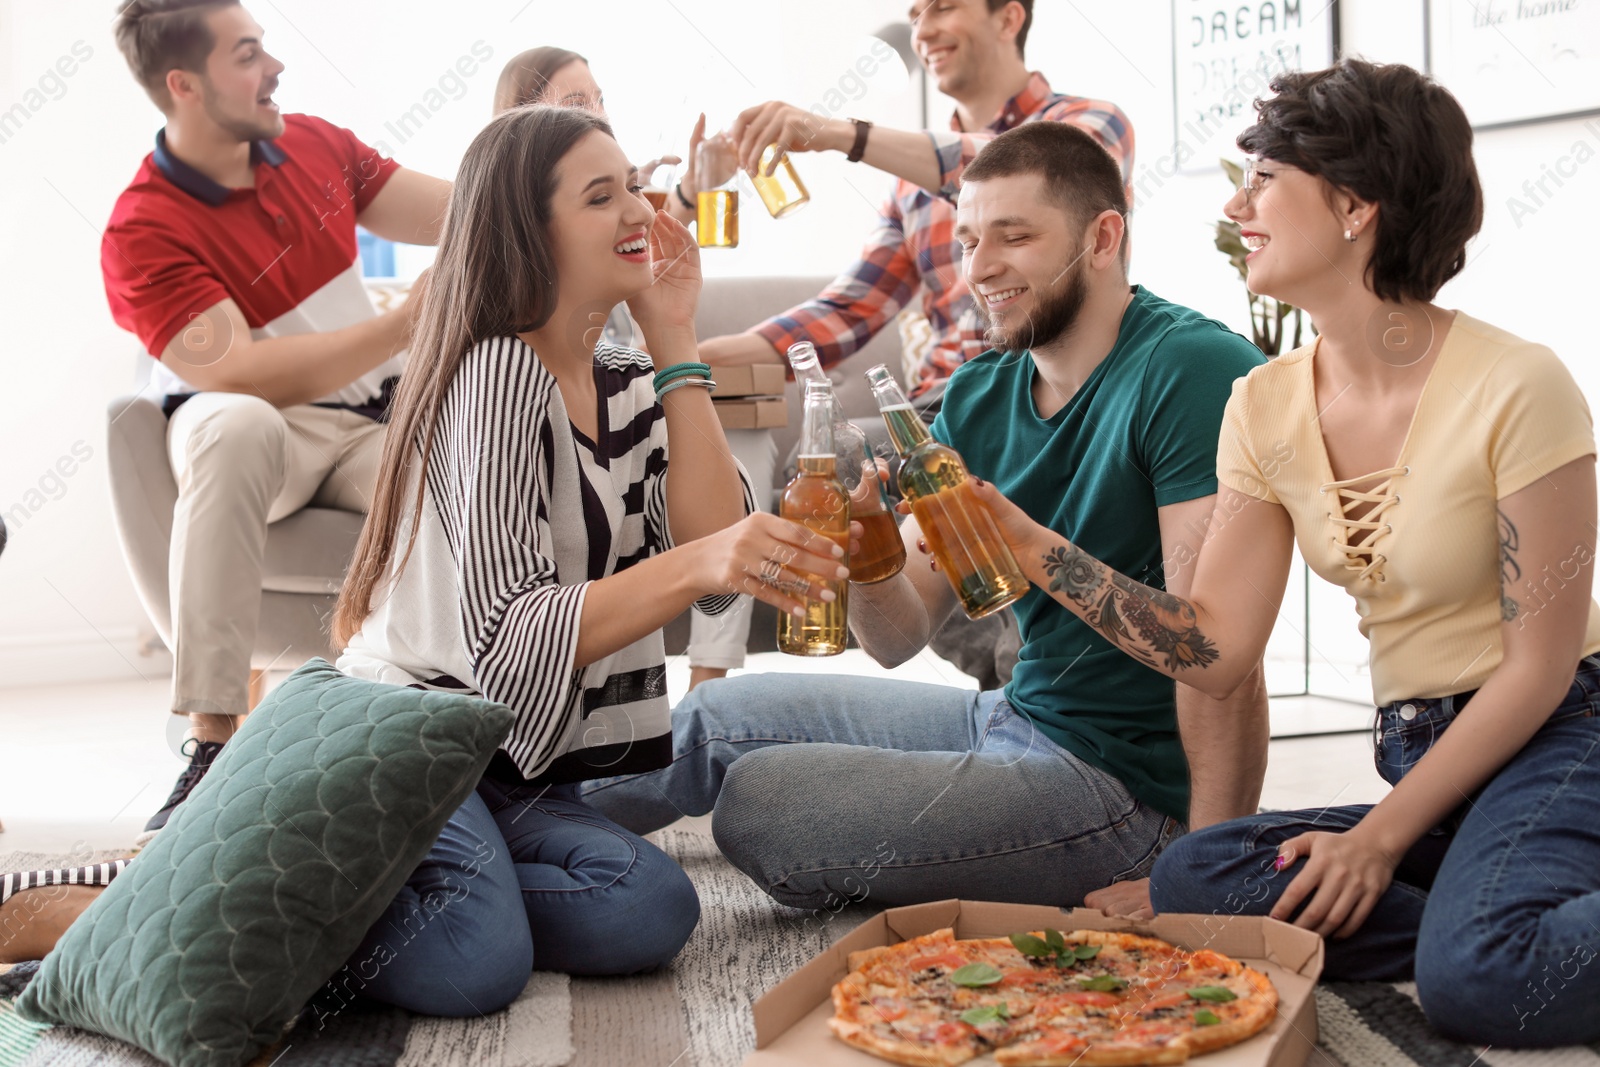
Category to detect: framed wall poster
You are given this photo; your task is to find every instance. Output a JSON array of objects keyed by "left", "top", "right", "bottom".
[
  {"left": 1171, "top": 0, "right": 1340, "bottom": 176},
  {"left": 1426, "top": 0, "right": 1600, "bottom": 129}
]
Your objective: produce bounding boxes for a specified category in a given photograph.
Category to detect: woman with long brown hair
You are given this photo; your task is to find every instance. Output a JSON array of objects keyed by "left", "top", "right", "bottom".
[
  {"left": 492, "top": 47, "right": 761, "bottom": 692},
  {"left": 329, "top": 104, "right": 845, "bottom": 1013}
]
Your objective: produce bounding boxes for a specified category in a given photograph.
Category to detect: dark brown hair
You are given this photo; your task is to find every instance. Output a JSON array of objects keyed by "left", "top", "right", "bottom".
[
  {"left": 494, "top": 47, "right": 587, "bottom": 114},
  {"left": 114, "top": 0, "right": 235, "bottom": 111},
  {"left": 962, "top": 121, "right": 1129, "bottom": 259},
  {"left": 334, "top": 106, "right": 614, "bottom": 646},
  {"left": 1238, "top": 58, "right": 1483, "bottom": 303},
  {"left": 987, "top": 0, "right": 1032, "bottom": 59}
]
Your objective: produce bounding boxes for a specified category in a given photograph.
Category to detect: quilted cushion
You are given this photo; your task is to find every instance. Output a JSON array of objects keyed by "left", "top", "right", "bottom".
[{"left": 17, "top": 659, "right": 513, "bottom": 1067}]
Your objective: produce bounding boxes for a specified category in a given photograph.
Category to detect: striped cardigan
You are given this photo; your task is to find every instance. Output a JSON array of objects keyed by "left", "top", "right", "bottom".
[{"left": 340, "top": 336, "right": 752, "bottom": 784}]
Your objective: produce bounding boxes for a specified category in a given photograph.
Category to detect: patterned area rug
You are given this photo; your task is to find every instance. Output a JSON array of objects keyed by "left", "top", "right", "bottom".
[{"left": 6, "top": 840, "right": 1600, "bottom": 1067}]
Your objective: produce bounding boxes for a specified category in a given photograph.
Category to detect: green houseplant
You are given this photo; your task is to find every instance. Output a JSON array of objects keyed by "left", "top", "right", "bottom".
[{"left": 1214, "top": 159, "right": 1312, "bottom": 357}]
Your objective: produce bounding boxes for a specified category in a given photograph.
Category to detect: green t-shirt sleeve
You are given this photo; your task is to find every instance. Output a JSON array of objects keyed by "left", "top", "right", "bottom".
[{"left": 1138, "top": 324, "right": 1265, "bottom": 507}]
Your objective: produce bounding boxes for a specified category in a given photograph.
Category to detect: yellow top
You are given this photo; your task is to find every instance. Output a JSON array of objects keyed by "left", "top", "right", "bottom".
[{"left": 1217, "top": 313, "right": 1600, "bottom": 705}]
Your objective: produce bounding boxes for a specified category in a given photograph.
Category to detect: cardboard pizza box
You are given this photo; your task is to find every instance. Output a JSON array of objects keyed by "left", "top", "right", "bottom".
[
  {"left": 744, "top": 899, "right": 1325, "bottom": 1067},
  {"left": 714, "top": 396, "right": 789, "bottom": 430},
  {"left": 714, "top": 363, "right": 790, "bottom": 398}
]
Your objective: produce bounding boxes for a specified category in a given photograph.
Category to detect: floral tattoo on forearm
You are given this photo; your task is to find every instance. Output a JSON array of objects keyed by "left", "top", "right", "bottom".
[{"left": 1041, "top": 545, "right": 1220, "bottom": 671}]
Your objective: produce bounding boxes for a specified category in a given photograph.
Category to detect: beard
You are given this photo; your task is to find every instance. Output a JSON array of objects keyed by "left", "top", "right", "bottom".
[
  {"left": 985, "top": 255, "right": 1090, "bottom": 353},
  {"left": 200, "top": 78, "right": 284, "bottom": 143}
]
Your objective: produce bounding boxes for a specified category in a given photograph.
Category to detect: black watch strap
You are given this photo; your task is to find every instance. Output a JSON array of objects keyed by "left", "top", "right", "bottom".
[{"left": 846, "top": 118, "right": 873, "bottom": 163}]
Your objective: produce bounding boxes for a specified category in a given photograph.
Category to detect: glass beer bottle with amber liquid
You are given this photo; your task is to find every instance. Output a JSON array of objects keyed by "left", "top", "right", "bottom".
[
  {"left": 695, "top": 134, "right": 739, "bottom": 248},
  {"left": 778, "top": 380, "right": 850, "bottom": 655},
  {"left": 864, "top": 364, "right": 1029, "bottom": 618},
  {"left": 787, "top": 343, "right": 905, "bottom": 584}
]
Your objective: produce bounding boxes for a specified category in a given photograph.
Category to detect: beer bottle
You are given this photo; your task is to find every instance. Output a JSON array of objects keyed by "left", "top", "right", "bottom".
[
  {"left": 787, "top": 343, "right": 905, "bottom": 583},
  {"left": 778, "top": 379, "right": 850, "bottom": 656},
  {"left": 753, "top": 145, "right": 810, "bottom": 218},
  {"left": 695, "top": 134, "right": 739, "bottom": 248},
  {"left": 864, "top": 364, "right": 1029, "bottom": 619}
]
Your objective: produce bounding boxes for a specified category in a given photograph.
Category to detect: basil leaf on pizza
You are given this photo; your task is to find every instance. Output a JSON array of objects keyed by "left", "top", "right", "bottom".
[
  {"left": 959, "top": 1003, "right": 1009, "bottom": 1025},
  {"left": 949, "top": 963, "right": 1003, "bottom": 987},
  {"left": 1194, "top": 1009, "right": 1222, "bottom": 1026},
  {"left": 1077, "top": 974, "right": 1128, "bottom": 992},
  {"left": 1187, "top": 985, "right": 1239, "bottom": 1003},
  {"left": 1009, "top": 933, "right": 1054, "bottom": 957}
]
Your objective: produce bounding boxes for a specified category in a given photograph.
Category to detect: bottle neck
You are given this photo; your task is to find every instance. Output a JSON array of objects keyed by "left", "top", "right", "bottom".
[
  {"left": 879, "top": 404, "right": 931, "bottom": 456},
  {"left": 799, "top": 394, "right": 836, "bottom": 457}
]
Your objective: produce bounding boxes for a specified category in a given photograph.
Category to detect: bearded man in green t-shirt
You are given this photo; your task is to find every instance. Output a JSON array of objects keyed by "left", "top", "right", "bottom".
[{"left": 585, "top": 123, "right": 1267, "bottom": 919}]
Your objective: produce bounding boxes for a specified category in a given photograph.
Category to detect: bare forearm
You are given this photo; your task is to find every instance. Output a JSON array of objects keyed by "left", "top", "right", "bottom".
[
  {"left": 179, "top": 310, "right": 408, "bottom": 408},
  {"left": 699, "top": 332, "right": 782, "bottom": 367},
  {"left": 650, "top": 326, "right": 746, "bottom": 542},
  {"left": 1017, "top": 537, "right": 1252, "bottom": 697},
  {"left": 807, "top": 118, "right": 942, "bottom": 192},
  {"left": 1178, "top": 665, "right": 1269, "bottom": 830},
  {"left": 574, "top": 546, "right": 709, "bottom": 667}
]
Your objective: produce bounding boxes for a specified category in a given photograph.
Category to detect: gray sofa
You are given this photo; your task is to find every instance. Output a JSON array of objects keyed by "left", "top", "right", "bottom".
[{"left": 106, "top": 275, "right": 907, "bottom": 669}]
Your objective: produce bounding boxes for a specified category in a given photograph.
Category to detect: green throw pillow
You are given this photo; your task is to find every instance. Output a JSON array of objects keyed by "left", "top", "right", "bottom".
[{"left": 17, "top": 658, "right": 513, "bottom": 1067}]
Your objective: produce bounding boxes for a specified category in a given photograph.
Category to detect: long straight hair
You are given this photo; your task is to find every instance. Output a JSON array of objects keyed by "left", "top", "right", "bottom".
[{"left": 333, "top": 105, "right": 614, "bottom": 647}]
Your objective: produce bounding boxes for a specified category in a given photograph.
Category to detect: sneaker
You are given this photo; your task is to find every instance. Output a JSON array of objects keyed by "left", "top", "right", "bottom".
[{"left": 142, "top": 739, "right": 225, "bottom": 834}]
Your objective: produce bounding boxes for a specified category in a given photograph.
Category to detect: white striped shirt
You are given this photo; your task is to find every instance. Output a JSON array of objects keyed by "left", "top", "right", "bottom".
[{"left": 340, "top": 336, "right": 751, "bottom": 783}]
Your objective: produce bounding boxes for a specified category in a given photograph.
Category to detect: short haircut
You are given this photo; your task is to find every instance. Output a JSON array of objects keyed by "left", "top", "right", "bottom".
[
  {"left": 494, "top": 47, "right": 587, "bottom": 114},
  {"left": 114, "top": 0, "right": 237, "bottom": 111},
  {"left": 1238, "top": 58, "right": 1483, "bottom": 303},
  {"left": 962, "top": 121, "right": 1129, "bottom": 258},
  {"left": 987, "top": 0, "right": 1032, "bottom": 59}
]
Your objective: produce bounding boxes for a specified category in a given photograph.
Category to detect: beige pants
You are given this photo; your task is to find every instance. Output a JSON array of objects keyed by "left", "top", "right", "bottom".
[{"left": 166, "top": 394, "right": 386, "bottom": 717}]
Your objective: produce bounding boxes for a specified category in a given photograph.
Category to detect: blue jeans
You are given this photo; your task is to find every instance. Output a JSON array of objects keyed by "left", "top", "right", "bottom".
[
  {"left": 338, "top": 775, "right": 699, "bottom": 1017},
  {"left": 1150, "top": 655, "right": 1600, "bottom": 1047},
  {"left": 582, "top": 674, "right": 1182, "bottom": 911}
]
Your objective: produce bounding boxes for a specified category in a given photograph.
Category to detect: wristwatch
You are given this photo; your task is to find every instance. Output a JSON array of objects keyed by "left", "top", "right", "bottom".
[{"left": 846, "top": 118, "right": 873, "bottom": 163}]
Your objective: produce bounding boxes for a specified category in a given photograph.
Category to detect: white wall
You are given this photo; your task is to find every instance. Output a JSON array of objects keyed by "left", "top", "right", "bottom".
[{"left": 1, "top": 0, "right": 1596, "bottom": 696}]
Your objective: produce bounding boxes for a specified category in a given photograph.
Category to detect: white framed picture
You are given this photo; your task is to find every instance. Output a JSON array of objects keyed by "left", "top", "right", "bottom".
[
  {"left": 1426, "top": 0, "right": 1600, "bottom": 129},
  {"left": 1170, "top": 0, "right": 1341, "bottom": 176}
]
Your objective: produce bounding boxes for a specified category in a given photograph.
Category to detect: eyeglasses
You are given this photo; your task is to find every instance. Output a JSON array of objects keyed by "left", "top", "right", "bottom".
[{"left": 1240, "top": 159, "right": 1299, "bottom": 204}]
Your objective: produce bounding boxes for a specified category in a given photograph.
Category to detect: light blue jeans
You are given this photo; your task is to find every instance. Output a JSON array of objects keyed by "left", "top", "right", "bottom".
[
  {"left": 1150, "top": 654, "right": 1600, "bottom": 1046},
  {"left": 582, "top": 674, "right": 1182, "bottom": 911}
]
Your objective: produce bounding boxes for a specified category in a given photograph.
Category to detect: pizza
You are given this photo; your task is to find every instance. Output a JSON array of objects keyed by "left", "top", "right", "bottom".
[{"left": 828, "top": 927, "right": 1276, "bottom": 1066}]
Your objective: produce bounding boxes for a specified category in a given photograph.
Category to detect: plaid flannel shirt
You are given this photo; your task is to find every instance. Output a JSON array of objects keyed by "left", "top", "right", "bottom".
[{"left": 754, "top": 73, "right": 1135, "bottom": 399}]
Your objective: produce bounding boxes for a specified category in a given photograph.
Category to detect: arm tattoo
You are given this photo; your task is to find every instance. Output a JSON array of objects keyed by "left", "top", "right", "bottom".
[
  {"left": 1041, "top": 545, "right": 1220, "bottom": 672},
  {"left": 1498, "top": 508, "right": 1521, "bottom": 622}
]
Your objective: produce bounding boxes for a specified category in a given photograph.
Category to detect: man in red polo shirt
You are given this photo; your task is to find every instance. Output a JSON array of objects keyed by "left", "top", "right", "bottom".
[{"left": 106, "top": 0, "right": 451, "bottom": 835}]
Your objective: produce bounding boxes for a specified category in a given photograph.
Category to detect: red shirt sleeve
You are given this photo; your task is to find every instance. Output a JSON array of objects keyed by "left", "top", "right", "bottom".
[
  {"left": 299, "top": 116, "right": 399, "bottom": 211},
  {"left": 102, "top": 215, "right": 231, "bottom": 357}
]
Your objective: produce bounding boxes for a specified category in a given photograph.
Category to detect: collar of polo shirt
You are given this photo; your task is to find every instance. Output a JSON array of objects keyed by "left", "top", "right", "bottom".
[{"left": 153, "top": 128, "right": 287, "bottom": 206}]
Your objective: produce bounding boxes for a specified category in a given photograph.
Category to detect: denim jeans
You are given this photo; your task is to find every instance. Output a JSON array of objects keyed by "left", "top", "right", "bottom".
[
  {"left": 582, "top": 674, "right": 1182, "bottom": 911},
  {"left": 341, "top": 774, "right": 699, "bottom": 1017},
  {"left": 1149, "top": 655, "right": 1600, "bottom": 1046}
]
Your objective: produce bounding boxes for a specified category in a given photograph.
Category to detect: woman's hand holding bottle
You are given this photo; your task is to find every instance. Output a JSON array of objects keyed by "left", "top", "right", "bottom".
[{"left": 691, "top": 513, "right": 849, "bottom": 618}]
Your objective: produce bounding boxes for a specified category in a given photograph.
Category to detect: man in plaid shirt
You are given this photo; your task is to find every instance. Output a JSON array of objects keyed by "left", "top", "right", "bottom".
[{"left": 709, "top": 0, "right": 1134, "bottom": 410}]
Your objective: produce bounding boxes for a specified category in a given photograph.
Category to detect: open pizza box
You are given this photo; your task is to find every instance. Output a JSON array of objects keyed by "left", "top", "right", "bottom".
[{"left": 743, "top": 899, "right": 1325, "bottom": 1067}]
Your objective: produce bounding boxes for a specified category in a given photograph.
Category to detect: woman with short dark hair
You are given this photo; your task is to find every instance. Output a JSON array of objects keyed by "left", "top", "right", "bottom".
[{"left": 970, "top": 58, "right": 1600, "bottom": 1046}]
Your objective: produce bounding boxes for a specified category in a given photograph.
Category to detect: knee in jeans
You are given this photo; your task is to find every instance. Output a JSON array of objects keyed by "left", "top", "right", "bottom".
[
  {"left": 1416, "top": 927, "right": 1595, "bottom": 1045},
  {"left": 1148, "top": 824, "right": 1267, "bottom": 918},
  {"left": 710, "top": 748, "right": 787, "bottom": 882},
  {"left": 605, "top": 855, "right": 700, "bottom": 973}
]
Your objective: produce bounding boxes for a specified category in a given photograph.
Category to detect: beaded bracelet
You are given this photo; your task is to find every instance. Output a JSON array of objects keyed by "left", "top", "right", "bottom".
[
  {"left": 652, "top": 361, "right": 712, "bottom": 395},
  {"left": 657, "top": 376, "right": 717, "bottom": 399}
]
